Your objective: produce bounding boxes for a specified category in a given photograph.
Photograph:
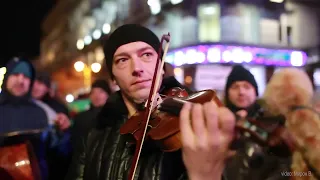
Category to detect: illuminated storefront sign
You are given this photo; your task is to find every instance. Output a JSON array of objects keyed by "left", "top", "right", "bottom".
[{"left": 165, "top": 44, "right": 307, "bottom": 67}]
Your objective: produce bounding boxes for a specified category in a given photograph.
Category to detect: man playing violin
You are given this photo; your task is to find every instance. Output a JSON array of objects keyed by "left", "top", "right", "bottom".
[{"left": 66, "top": 24, "right": 236, "bottom": 180}]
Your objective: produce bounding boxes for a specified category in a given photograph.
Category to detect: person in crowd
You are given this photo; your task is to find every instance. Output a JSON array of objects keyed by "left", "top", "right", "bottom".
[
  {"left": 32, "top": 71, "right": 69, "bottom": 116},
  {"left": 0, "top": 57, "right": 69, "bottom": 180},
  {"left": 224, "top": 65, "right": 261, "bottom": 117},
  {"left": 32, "top": 71, "right": 70, "bottom": 129},
  {"left": 32, "top": 71, "right": 72, "bottom": 180},
  {"left": 66, "top": 24, "right": 236, "bottom": 180},
  {"left": 71, "top": 79, "right": 111, "bottom": 151},
  {"left": 222, "top": 65, "right": 291, "bottom": 180}
]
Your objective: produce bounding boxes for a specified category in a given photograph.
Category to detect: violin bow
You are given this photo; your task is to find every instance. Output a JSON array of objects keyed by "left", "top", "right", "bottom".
[{"left": 127, "top": 33, "right": 171, "bottom": 180}]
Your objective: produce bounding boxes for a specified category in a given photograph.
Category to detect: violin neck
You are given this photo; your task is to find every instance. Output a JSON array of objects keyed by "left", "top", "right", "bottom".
[{"left": 158, "top": 98, "right": 186, "bottom": 116}]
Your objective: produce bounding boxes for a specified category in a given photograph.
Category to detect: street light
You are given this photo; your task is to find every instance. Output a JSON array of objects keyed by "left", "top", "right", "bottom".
[
  {"left": 92, "top": 29, "right": 102, "bottom": 39},
  {"left": 102, "top": 23, "right": 111, "bottom": 34},
  {"left": 91, "top": 63, "right": 101, "bottom": 73},
  {"left": 66, "top": 94, "right": 74, "bottom": 103},
  {"left": 74, "top": 61, "right": 102, "bottom": 89},
  {"left": 76, "top": 39, "right": 84, "bottom": 50},
  {"left": 74, "top": 61, "right": 85, "bottom": 72},
  {"left": 74, "top": 61, "right": 101, "bottom": 73}
]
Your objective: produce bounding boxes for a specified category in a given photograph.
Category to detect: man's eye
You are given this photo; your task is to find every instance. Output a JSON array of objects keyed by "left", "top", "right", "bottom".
[
  {"left": 116, "top": 58, "right": 127, "bottom": 64},
  {"left": 143, "top": 53, "right": 152, "bottom": 57}
]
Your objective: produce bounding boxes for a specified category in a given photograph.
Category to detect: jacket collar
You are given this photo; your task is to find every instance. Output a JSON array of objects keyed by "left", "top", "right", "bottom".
[{"left": 96, "top": 91, "right": 129, "bottom": 129}]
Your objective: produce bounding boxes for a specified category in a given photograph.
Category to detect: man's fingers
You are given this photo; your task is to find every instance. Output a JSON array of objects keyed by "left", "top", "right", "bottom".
[
  {"left": 203, "top": 102, "right": 219, "bottom": 137},
  {"left": 180, "top": 103, "right": 195, "bottom": 148},
  {"left": 191, "top": 104, "right": 207, "bottom": 148},
  {"left": 219, "top": 108, "right": 236, "bottom": 135}
]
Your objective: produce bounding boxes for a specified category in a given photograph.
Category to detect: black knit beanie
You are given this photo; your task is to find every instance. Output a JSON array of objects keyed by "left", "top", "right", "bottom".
[
  {"left": 225, "top": 65, "right": 259, "bottom": 97},
  {"left": 103, "top": 24, "right": 161, "bottom": 79},
  {"left": 91, "top": 79, "right": 111, "bottom": 95},
  {"left": 36, "top": 71, "right": 51, "bottom": 88}
]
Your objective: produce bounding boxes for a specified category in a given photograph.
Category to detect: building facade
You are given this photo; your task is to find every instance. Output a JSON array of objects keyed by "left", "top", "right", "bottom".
[{"left": 41, "top": 0, "right": 320, "bottom": 98}]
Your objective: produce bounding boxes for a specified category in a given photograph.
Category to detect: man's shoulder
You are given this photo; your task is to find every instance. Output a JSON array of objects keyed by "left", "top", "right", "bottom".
[
  {"left": 33, "top": 99, "right": 54, "bottom": 110},
  {"left": 31, "top": 99, "right": 54, "bottom": 112},
  {"left": 95, "top": 91, "right": 128, "bottom": 128},
  {"left": 0, "top": 98, "right": 48, "bottom": 113}
]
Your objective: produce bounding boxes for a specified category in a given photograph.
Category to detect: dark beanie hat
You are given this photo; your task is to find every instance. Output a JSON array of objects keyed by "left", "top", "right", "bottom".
[
  {"left": 91, "top": 79, "right": 111, "bottom": 95},
  {"left": 103, "top": 24, "right": 161, "bottom": 78},
  {"left": 225, "top": 65, "right": 259, "bottom": 96},
  {"left": 11, "top": 61, "right": 32, "bottom": 78},
  {"left": 36, "top": 71, "right": 51, "bottom": 88}
]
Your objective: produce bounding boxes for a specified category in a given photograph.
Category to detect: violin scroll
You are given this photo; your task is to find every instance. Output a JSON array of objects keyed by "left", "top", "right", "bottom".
[{"left": 161, "top": 33, "right": 170, "bottom": 43}]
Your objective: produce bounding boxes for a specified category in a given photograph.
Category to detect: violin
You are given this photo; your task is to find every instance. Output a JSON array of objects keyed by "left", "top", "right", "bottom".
[
  {"left": 120, "top": 88, "right": 223, "bottom": 152},
  {"left": 118, "top": 33, "right": 310, "bottom": 180},
  {"left": 120, "top": 86, "right": 295, "bottom": 152}
]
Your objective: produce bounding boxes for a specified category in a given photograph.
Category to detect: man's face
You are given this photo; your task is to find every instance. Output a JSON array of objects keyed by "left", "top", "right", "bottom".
[
  {"left": 32, "top": 80, "right": 49, "bottom": 99},
  {"left": 228, "top": 81, "right": 256, "bottom": 108},
  {"left": 90, "top": 87, "right": 109, "bottom": 107},
  {"left": 112, "top": 41, "right": 163, "bottom": 103},
  {"left": 6, "top": 73, "right": 31, "bottom": 97}
]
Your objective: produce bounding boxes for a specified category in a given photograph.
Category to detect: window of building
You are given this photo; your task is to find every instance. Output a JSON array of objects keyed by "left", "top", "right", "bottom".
[{"left": 197, "top": 3, "right": 221, "bottom": 42}]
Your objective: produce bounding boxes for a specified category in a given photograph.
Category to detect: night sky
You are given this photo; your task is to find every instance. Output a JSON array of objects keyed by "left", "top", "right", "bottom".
[{"left": 0, "top": 0, "right": 56, "bottom": 67}]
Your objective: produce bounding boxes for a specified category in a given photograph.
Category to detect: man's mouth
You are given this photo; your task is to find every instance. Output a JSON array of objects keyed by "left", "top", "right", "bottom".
[
  {"left": 14, "top": 85, "right": 25, "bottom": 89},
  {"left": 237, "top": 97, "right": 246, "bottom": 102},
  {"left": 131, "top": 79, "right": 151, "bottom": 86}
]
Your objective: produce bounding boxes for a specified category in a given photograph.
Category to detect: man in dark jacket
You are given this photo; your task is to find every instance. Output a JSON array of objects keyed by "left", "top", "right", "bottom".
[
  {"left": 0, "top": 58, "right": 70, "bottom": 180},
  {"left": 0, "top": 58, "right": 51, "bottom": 179},
  {"left": 71, "top": 79, "right": 111, "bottom": 151},
  {"left": 222, "top": 65, "right": 291, "bottom": 180},
  {"left": 0, "top": 58, "right": 48, "bottom": 134},
  {"left": 66, "top": 24, "right": 237, "bottom": 180}
]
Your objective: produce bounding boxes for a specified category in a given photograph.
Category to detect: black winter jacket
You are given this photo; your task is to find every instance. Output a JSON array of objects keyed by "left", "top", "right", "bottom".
[
  {"left": 66, "top": 77, "right": 291, "bottom": 180},
  {"left": 66, "top": 88, "right": 189, "bottom": 179}
]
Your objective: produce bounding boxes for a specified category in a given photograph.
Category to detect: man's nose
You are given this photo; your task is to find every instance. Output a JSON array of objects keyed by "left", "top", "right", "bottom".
[
  {"left": 238, "top": 87, "right": 246, "bottom": 94},
  {"left": 17, "top": 74, "right": 25, "bottom": 82},
  {"left": 131, "top": 58, "right": 144, "bottom": 76}
]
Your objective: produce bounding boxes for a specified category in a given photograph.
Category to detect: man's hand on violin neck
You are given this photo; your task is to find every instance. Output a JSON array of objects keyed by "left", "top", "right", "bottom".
[{"left": 179, "top": 101, "right": 236, "bottom": 180}]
